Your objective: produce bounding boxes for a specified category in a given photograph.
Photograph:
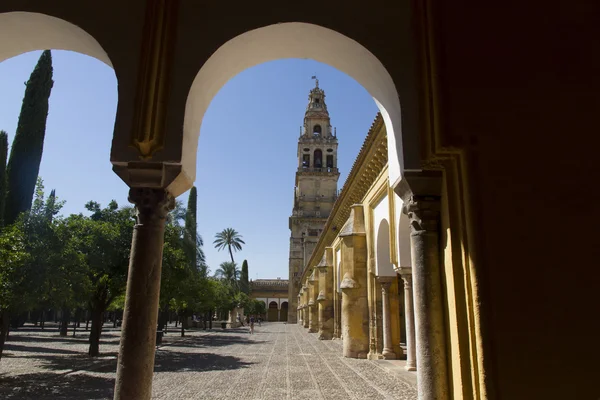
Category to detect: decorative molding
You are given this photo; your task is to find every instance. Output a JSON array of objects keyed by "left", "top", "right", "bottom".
[{"left": 130, "top": 0, "right": 179, "bottom": 160}]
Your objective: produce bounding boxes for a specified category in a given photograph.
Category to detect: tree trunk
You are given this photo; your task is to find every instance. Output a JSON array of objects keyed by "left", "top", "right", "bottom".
[
  {"left": 60, "top": 307, "right": 69, "bottom": 337},
  {"left": 88, "top": 307, "right": 103, "bottom": 357},
  {"left": 228, "top": 245, "right": 235, "bottom": 263},
  {"left": 0, "top": 310, "right": 9, "bottom": 360},
  {"left": 180, "top": 313, "right": 186, "bottom": 337},
  {"left": 85, "top": 309, "right": 89, "bottom": 331},
  {"left": 157, "top": 309, "right": 167, "bottom": 333}
]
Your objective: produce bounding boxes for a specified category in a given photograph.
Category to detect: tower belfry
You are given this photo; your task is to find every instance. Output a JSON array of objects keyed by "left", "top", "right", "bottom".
[{"left": 288, "top": 79, "right": 340, "bottom": 323}]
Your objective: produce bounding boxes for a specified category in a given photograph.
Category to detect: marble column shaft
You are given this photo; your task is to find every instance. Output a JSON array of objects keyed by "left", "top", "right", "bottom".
[
  {"left": 380, "top": 279, "right": 396, "bottom": 359},
  {"left": 404, "top": 195, "right": 449, "bottom": 400},
  {"left": 400, "top": 271, "right": 417, "bottom": 371},
  {"left": 114, "top": 188, "right": 174, "bottom": 400}
]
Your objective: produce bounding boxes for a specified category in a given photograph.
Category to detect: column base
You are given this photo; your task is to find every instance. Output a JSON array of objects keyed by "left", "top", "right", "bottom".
[
  {"left": 382, "top": 349, "right": 397, "bottom": 360},
  {"left": 345, "top": 350, "right": 368, "bottom": 359},
  {"left": 405, "top": 365, "right": 417, "bottom": 371}
]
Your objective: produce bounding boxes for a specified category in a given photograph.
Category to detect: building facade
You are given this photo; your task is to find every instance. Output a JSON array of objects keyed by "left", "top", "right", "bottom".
[
  {"left": 298, "top": 113, "right": 415, "bottom": 362},
  {"left": 250, "top": 279, "right": 289, "bottom": 322},
  {"left": 287, "top": 80, "right": 339, "bottom": 323}
]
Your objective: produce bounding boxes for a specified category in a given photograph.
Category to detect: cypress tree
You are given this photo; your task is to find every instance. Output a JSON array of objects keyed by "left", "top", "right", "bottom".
[
  {"left": 0, "top": 131, "right": 8, "bottom": 226},
  {"left": 5, "top": 50, "right": 54, "bottom": 225},
  {"left": 240, "top": 259, "right": 249, "bottom": 294},
  {"left": 184, "top": 186, "right": 198, "bottom": 269}
]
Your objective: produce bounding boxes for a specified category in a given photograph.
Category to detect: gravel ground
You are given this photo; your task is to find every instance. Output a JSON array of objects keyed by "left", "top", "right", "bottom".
[{"left": 0, "top": 322, "right": 417, "bottom": 399}]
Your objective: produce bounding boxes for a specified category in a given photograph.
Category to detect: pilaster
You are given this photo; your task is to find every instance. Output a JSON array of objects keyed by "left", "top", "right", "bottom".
[
  {"left": 316, "top": 248, "right": 334, "bottom": 340},
  {"left": 308, "top": 271, "right": 319, "bottom": 333},
  {"left": 339, "top": 205, "right": 369, "bottom": 359}
]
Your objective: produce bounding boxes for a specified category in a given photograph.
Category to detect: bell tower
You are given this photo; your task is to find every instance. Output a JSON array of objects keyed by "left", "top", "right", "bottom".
[{"left": 288, "top": 77, "right": 340, "bottom": 323}]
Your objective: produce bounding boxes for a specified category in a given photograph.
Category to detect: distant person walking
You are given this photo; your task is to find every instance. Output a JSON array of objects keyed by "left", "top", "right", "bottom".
[{"left": 249, "top": 315, "right": 255, "bottom": 334}]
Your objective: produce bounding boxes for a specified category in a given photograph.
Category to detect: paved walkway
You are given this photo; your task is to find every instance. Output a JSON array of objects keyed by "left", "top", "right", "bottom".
[{"left": 0, "top": 322, "right": 417, "bottom": 399}]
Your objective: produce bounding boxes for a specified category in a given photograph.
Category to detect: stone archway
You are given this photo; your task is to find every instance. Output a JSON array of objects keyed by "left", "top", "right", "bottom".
[
  {"left": 280, "top": 302, "right": 289, "bottom": 322},
  {"left": 375, "top": 219, "right": 395, "bottom": 277},
  {"left": 267, "top": 301, "right": 278, "bottom": 322},
  {"left": 0, "top": 12, "right": 113, "bottom": 67},
  {"left": 184, "top": 22, "right": 406, "bottom": 196}
]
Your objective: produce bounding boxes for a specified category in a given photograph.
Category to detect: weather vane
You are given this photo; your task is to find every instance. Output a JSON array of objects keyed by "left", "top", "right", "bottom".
[{"left": 311, "top": 75, "right": 319, "bottom": 88}]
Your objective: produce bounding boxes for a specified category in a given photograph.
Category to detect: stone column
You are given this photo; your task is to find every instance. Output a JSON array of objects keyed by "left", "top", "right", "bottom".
[
  {"left": 308, "top": 271, "right": 319, "bottom": 333},
  {"left": 316, "top": 248, "right": 334, "bottom": 340},
  {"left": 380, "top": 278, "right": 396, "bottom": 359},
  {"left": 396, "top": 171, "right": 448, "bottom": 400},
  {"left": 114, "top": 188, "right": 174, "bottom": 400},
  {"left": 297, "top": 294, "right": 303, "bottom": 325},
  {"left": 302, "top": 285, "right": 309, "bottom": 329},
  {"left": 399, "top": 268, "right": 417, "bottom": 371},
  {"left": 340, "top": 205, "right": 369, "bottom": 358}
]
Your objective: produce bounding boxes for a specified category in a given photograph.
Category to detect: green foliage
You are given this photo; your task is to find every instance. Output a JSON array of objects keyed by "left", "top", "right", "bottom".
[
  {"left": 207, "top": 278, "right": 239, "bottom": 317},
  {"left": 5, "top": 50, "right": 54, "bottom": 225},
  {"left": 0, "top": 224, "right": 30, "bottom": 312},
  {"left": 213, "top": 228, "right": 245, "bottom": 263},
  {"left": 245, "top": 299, "right": 267, "bottom": 316},
  {"left": 107, "top": 293, "right": 125, "bottom": 312},
  {"left": 240, "top": 259, "right": 249, "bottom": 294},
  {"left": 66, "top": 200, "right": 134, "bottom": 313},
  {"left": 0, "top": 131, "right": 8, "bottom": 226},
  {"left": 214, "top": 261, "right": 240, "bottom": 290},
  {"left": 160, "top": 191, "right": 211, "bottom": 324}
]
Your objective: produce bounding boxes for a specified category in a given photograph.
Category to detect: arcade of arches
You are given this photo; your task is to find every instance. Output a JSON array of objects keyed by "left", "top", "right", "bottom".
[
  {"left": 249, "top": 279, "right": 289, "bottom": 322},
  {"left": 1, "top": 2, "right": 598, "bottom": 400}
]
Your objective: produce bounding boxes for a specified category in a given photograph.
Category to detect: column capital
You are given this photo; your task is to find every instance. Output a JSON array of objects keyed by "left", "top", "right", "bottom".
[
  {"left": 402, "top": 197, "right": 441, "bottom": 233},
  {"left": 394, "top": 170, "right": 442, "bottom": 234},
  {"left": 128, "top": 188, "right": 175, "bottom": 225},
  {"left": 380, "top": 280, "right": 392, "bottom": 295}
]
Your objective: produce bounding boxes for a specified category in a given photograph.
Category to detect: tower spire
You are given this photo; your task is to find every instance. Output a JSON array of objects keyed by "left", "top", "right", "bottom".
[{"left": 311, "top": 75, "right": 319, "bottom": 88}]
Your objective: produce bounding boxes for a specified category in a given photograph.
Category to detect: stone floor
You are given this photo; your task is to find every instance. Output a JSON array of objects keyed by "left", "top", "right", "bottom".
[{"left": 0, "top": 322, "right": 417, "bottom": 399}]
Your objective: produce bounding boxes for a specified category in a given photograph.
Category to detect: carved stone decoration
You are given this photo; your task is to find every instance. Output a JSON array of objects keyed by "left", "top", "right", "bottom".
[
  {"left": 130, "top": 0, "right": 180, "bottom": 160},
  {"left": 402, "top": 196, "right": 441, "bottom": 234},
  {"left": 128, "top": 187, "right": 175, "bottom": 225}
]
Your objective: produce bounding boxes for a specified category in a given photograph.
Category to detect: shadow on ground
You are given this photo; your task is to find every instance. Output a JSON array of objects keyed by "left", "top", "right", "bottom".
[
  {"left": 154, "top": 350, "right": 253, "bottom": 372},
  {"left": 0, "top": 372, "right": 115, "bottom": 400},
  {"left": 164, "top": 333, "right": 264, "bottom": 350},
  {"left": 4, "top": 333, "right": 121, "bottom": 345}
]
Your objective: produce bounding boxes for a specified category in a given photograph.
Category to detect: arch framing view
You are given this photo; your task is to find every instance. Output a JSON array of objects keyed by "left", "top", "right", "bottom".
[{"left": 2, "top": 1, "right": 595, "bottom": 400}]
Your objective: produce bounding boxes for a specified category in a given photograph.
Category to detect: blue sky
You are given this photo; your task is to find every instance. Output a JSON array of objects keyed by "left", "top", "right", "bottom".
[{"left": 0, "top": 51, "right": 378, "bottom": 280}]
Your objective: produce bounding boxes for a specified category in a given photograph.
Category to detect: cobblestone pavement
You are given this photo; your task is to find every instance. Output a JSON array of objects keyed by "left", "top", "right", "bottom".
[{"left": 0, "top": 322, "right": 417, "bottom": 399}]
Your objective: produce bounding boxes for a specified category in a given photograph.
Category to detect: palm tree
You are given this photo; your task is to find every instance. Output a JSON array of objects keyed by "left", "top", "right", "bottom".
[
  {"left": 213, "top": 228, "right": 245, "bottom": 263},
  {"left": 214, "top": 261, "right": 240, "bottom": 289}
]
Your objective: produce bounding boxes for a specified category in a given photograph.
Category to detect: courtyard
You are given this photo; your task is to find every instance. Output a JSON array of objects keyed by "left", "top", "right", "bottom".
[{"left": 0, "top": 323, "right": 417, "bottom": 400}]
